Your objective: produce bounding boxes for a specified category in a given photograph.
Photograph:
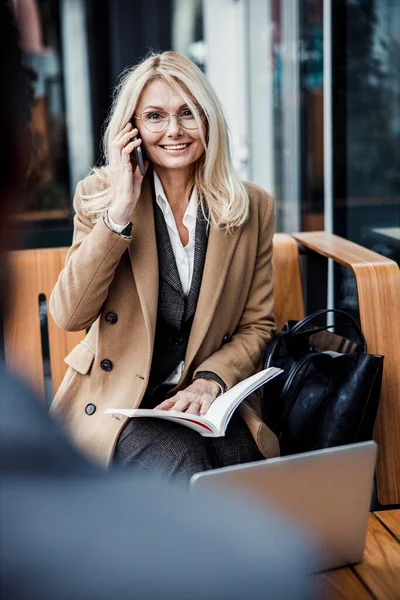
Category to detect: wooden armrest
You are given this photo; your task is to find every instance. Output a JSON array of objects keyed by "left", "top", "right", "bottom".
[
  {"left": 293, "top": 231, "right": 400, "bottom": 506},
  {"left": 293, "top": 231, "right": 396, "bottom": 269}
]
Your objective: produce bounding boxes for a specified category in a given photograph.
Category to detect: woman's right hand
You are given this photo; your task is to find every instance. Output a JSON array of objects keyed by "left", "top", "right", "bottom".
[{"left": 108, "top": 123, "right": 148, "bottom": 225}]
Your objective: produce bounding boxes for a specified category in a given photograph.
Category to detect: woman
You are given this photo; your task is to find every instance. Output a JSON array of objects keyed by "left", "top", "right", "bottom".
[{"left": 50, "top": 51, "right": 279, "bottom": 482}]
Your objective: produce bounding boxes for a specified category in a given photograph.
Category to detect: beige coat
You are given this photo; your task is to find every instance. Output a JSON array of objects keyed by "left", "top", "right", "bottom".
[{"left": 50, "top": 173, "right": 280, "bottom": 466}]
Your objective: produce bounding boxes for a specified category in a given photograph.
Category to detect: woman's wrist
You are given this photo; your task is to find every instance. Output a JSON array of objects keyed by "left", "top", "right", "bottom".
[
  {"left": 108, "top": 206, "right": 132, "bottom": 227},
  {"left": 106, "top": 210, "right": 131, "bottom": 233},
  {"left": 193, "top": 372, "right": 226, "bottom": 395},
  {"left": 193, "top": 377, "right": 221, "bottom": 397}
]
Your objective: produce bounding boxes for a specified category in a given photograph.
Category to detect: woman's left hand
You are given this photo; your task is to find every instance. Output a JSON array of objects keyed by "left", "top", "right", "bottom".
[{"left": 154, "top": 378, "right": 220, "bottom": 415}]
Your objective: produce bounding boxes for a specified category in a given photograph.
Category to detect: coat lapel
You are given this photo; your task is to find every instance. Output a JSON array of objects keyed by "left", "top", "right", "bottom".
[
  {"left": 184, "top": 206, "right": 208, "bottom": 321},
  {"left": 184, "top": 222, "right": 242, "bottom": 369},
  {"left": 153, "top": 200, "right": 184, "bottom": 297},
  {"left": 128, "top": 175, "right": 159, "bottom": 350}
]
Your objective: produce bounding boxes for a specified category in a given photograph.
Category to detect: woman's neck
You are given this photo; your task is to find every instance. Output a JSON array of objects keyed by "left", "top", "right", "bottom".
[{"left": 154, "top": 165, "right": 194, "bottom": 210}]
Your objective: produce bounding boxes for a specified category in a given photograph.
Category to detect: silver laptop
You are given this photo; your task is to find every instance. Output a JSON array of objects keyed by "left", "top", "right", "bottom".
[{"left": 191, "top": 441, "right": 377, "bottom": 572}]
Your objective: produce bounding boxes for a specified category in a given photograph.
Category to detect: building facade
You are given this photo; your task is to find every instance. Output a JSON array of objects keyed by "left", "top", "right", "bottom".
[{"left": 15, "top": 0, "right": 400, "bottom": 272}]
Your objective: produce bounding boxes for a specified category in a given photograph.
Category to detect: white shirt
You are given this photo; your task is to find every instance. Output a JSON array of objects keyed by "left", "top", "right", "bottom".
[{"left": 153, "top": 171, "right": 198, "bottom": 295}]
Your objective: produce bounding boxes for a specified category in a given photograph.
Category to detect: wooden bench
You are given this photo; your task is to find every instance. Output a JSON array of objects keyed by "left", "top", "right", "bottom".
[
  {"left": 317, "top": 509, "right": 400, "bottom": 599},
  {"left": 3, "top": 232, "right": 400, "bottom": 506}
]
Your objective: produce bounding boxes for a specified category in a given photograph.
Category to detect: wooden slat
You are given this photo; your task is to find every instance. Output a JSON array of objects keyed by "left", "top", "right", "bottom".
[
  {"left": 4, "top": 252, "right": 46, "bottom": 395},
  {"left": 318, "top": 511, "right": 400, "bottom": 599},
  {"left": 293, "top": 231, "right": 400, "bottom": 506},
  {"left": 272, "top": 233, "right": 304, "bottom": 331},
  {"left": 374, "top": 510, "right": 400, "bottom": 542},
  {"left": 44, "top": 249, "right": 85, "bottom": 394},
  {"left": 352, "top": 514, "right": 400, "bottom": 600},
  {"left": 4, "top": 248, "right": 84, "bottom": 397},
  {"left": 12, "top": 209, "right": 72, "bottom": 221},
  {"left": 315, "top": 568, "right": 372, "bottom": 599}
]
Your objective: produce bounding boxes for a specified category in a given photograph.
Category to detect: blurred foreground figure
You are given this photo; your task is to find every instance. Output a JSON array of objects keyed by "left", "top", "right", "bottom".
[{"left": 0, "top": 3, "right": 316, "bottom": 599}]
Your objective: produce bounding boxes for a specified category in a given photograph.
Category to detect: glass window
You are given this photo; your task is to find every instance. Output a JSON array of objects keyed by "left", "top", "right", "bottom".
[
  {"left": 333, "top": 0, "right": 400, "bottom": 263},
  {"left": 15, "top": 0, "right": 71, "bottom": 217},
  {"left": 12, "top": 0, "right": 77, "bottom": 249},
  {"left": 332, "top": 0, "right": 400, "bottom": 311},
  {"left": 247, "top": 0, "right": 302, "bottom": 232},
  {"left": 247, "top": 0, "right": 324, "bottom": 233},
  {"left": 172, "top": 0, "right": 204, "bottom": 70},
  {"left": 299, "top": 0, "right": 324, "bottom": 231}
]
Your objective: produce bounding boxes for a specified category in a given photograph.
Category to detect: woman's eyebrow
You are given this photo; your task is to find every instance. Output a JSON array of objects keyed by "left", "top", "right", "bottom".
[
  {"left": 141, "top": 104, "right": 190, "bottom": 112},
  {"left": 141, "top": 105, "right": 165, "bottom": 111}
]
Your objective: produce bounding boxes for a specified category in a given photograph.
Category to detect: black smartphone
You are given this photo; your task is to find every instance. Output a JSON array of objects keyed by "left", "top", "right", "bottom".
[{"left": 133, "top": 136, "right": 146, "bottom": 176}]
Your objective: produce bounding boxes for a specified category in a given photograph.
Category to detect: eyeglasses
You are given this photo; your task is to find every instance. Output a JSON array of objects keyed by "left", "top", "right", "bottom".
[{"left": 134, "top": 108, "right": 201, "bottom": 133}]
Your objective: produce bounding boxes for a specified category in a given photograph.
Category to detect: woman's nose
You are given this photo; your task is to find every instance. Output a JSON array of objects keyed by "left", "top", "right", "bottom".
[{"left": 167, "top": 114, "right": 182, "bottom": 135}]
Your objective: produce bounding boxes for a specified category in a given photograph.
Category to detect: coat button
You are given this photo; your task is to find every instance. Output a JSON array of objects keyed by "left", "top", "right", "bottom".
[
  {"left": 100, "top": 359, "right": 113, "bottom": 372},
  {"left": 85, "top": 403, "right": 96, "bottom": 415},
  {"left": 173, "top": 336, "right": 183, "bottom": 346},
  {"left": 222, "top": 333, "right": 231, "bottom": 344},
  {"left": 105, "top": 312, "right": 118, "bottom": 325}
]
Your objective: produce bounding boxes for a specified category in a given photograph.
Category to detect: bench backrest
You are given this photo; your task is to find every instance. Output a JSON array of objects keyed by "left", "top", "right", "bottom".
[{"left": 3, "top": 247, "right": 84, "bottom": 397}]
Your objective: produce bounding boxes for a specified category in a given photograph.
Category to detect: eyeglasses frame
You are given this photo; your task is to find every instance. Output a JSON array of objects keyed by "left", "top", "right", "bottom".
[{"left": 134, "top": 108, "right": 202, "bottom": 132}]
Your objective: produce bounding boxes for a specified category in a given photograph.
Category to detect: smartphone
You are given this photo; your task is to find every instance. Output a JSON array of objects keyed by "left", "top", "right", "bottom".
[{"left": 133, "top": 136, "right": 146, "bottom": 176}]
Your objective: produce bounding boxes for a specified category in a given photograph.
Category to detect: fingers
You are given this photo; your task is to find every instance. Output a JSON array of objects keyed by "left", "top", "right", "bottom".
[
  {"left": 154, "top": 390, "right": 215, "bottom": 416},
  {"left": 121, "top": 129, "right": 141, "bottom": 148},
  {"left": 173, "top": 395, "right": 194, "bottom": 413},
  {"left": 154, "top": 399, "right": 176, "bottom": 411},
  {"left": 117, "top": 131, "right": 141, "bottom": 154},
  {"left": 110, "top": 125, "right": 141, "bottom": 162},
  {"left": 199, "top": 399, "right": 212, "bottom": 415},
  {"left": 113, "top": 122, "right": 133, "bottom": 143},
  {"left": 185, "top": 401, "right": 202, "bottom": 415},
  {"left": 157, "top": 391, "right": 187, "bottom": 413},
  {"left": 110, "top": 123, "right": 130, "bottom": 151},
  {"left": 154, "top": 393, "right": 192, "bottom": 413},
  {"left": 121, "top": 138, "right": 141, "bottom": 163}
]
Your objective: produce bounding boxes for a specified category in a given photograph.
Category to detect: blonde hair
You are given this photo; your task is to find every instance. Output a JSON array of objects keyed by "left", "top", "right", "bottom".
[{"left": 84, "top": 51, "right": 249, "bottom": 231}]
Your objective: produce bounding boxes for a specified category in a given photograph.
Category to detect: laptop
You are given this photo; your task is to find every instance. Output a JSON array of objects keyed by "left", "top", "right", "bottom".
[{"left": 191, "top": 441, "right": 377, "bottom": 572}]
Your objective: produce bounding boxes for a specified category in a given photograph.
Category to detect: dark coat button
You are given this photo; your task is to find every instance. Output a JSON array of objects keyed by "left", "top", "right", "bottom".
[
  {"left": 105, "top": 312, "right": 118, "bottom": 325},
  {"left": 100, "top": 359, "right": 113, "bottom": 372},
  {"left": 85, "top": 403, "right": 96, "bottom": 415},
  {"left": 222, "top": 333, "right": 231, "bottom": 344},
  {"left": 173, "top": 336, "right": 183, "bottom": 346}
]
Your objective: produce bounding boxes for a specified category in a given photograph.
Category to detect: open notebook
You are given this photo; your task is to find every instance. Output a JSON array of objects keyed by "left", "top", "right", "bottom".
[{"left": 105, "top": 367, "right": 282, "bottom": 437}]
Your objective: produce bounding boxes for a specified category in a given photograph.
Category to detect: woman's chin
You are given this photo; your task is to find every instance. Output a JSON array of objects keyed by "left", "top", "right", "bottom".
[{"left": 152, "top": 156, "right": 197, "bottom": 171}]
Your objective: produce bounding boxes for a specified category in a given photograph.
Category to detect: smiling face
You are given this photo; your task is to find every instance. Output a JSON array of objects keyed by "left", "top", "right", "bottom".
[{"left": 134, "top": 78, "right": 205, "bottom": 177}]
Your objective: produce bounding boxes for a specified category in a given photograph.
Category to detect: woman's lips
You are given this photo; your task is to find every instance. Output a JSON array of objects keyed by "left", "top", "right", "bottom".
[{"left": 159, "top": 142, "right": 192, "bottom": 153}]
